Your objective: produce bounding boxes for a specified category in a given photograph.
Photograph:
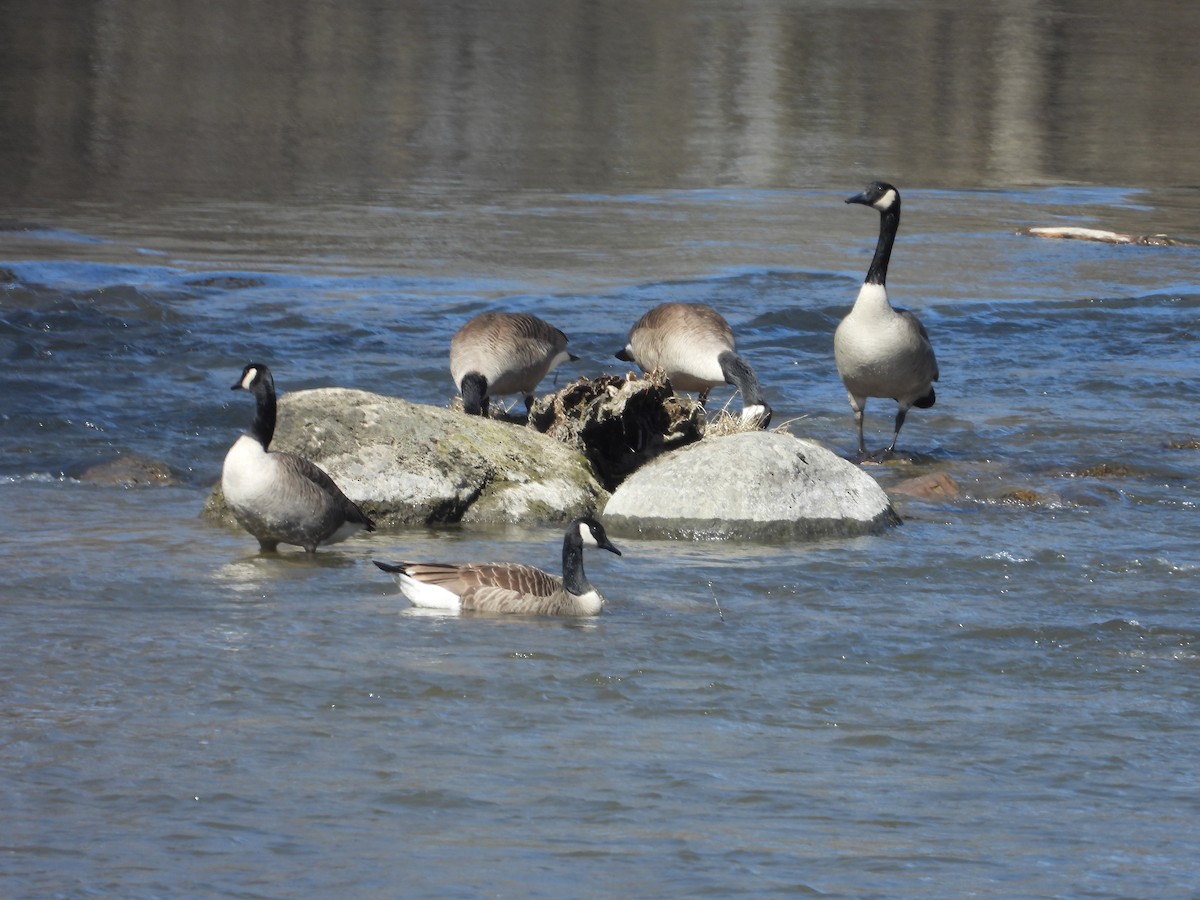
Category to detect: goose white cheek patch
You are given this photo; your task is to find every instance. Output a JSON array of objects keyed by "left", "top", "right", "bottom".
[{"left": 579, "top": 522, "right": 600, "bottom": 546}]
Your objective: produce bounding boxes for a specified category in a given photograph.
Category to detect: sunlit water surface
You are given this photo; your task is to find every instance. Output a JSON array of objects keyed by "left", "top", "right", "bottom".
[{"left": 4, "top": 185, "right": 1199, "bottom": 898}]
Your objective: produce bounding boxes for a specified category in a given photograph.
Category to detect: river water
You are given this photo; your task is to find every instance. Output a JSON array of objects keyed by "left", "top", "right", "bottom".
[{"left": 3, "top": 1, "right": 1200, "bottom": 897}]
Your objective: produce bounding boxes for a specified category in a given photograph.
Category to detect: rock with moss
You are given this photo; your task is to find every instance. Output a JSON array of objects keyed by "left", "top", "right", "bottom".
[
  {"left": 603, "top": 431, "right": 898, "bottom": 541},
  {"left": 203, "top": 388, "right": 608, "bottom": 529}
]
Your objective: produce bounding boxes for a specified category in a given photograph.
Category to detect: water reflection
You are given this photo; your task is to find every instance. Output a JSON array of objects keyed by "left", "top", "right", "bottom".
[{"left": 2, "top": 0, "right": 1197, "bottom": 211}]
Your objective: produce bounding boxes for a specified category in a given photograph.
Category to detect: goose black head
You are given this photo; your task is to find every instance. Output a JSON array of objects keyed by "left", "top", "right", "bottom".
[
  {"left": 574, "top": 516, "right": 622, "bottom": 557},
  {"left": 459, "top": 372, "right": 488, "bottom": 415},
  {"left": 232, "top": 362, "right": 274, "bottom": 394},
  {"left": 846, "top": 181, "right": 900, "bottom": 214}
]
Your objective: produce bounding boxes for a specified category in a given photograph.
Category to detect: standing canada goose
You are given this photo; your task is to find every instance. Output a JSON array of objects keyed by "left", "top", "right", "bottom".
[
  {"left": 615, "top": 302, "right": 772, "bottom": 427},
  {"left": 835, "top": 182, "right": 939, "bottom": 459},
  {"left": 221, "top": 363, "right": 375, "bottom": 553},
  {"left": 450, "top": 312, "right": 577, "bottom": 417},
  {"left": 374, "top": 517, "right": 622, "bottom": 616}
]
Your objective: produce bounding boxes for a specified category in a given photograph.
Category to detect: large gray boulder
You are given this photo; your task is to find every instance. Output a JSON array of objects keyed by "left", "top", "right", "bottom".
[
  {"left": 603, "top": 431, "right": 898, "bottom": 540},
  {"left": 203, "top": 388, "right": 608, "bottom": 529}
]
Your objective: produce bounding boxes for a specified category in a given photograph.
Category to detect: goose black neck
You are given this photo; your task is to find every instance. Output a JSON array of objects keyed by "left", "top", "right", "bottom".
[
  {"left": 866, "top": 205, "right": 900, "bottom": 287},
  {"left": 249, "top": 378, "right": 277, "bottom": 449},
  {"left": 562, "top": 531, "right": 591, "bottom": 596},
  {"left": 718, "top": 351, "right": 766, "bottom": 406}
]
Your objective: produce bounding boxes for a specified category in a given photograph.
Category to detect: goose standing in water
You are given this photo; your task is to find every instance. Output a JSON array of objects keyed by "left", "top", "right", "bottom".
[
  {"left": 221, "top": 363, "right": 375, "bottom": 553},
  {"left": 374, "top": 517, "right": 622, "bottom": 616},
  {"left": 450, "top": 311, "right": 577, "bottom": 418},
  {"left": 835, "top": 182, "right": 939, "bottom": 459},
  {"left": 615, "top": 302, "right": 772, "bottom": 427}
]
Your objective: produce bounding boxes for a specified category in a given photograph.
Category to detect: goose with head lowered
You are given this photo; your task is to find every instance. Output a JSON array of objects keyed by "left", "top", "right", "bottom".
[
  {"left": 221, "top": 363, "right": 375, "bottom": 553},
  {"left": 450, "top": 311, "right": 577, "bottom": 418},
  {"left": 374, "top": 517, "right": 622, "bottom": 616},
  {"left": 615, "top": 302, "right": 772, "bottom": 427},
  {"left": 834, "top": 182, "right": 939, "bottom": 460}
]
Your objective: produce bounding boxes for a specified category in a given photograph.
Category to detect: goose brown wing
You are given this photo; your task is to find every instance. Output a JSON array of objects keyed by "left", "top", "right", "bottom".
[
  {"left": 460, "top": 564, "right": 568, "bottom": 614},
  {"left": 397, "top": 562, "right": 481, "bottom": 596},
  {"left": 402, "top": 562, "right": 560, "bottom": 598},
  {"left": 898, "top": 309, "right": 940, "bottom": 382},
  {"left": 276, "top": 450, "right": 375, "bottom": 529},
  {"left": 469, "top": 583, "right": 583, "bottom": 615},
  {"left": 507, "top": 313, "right": 569, "bottom": 348},
  {"left": 413, "top": 562, "right": 564, "bottom": 614},
  {"left": 475, "top": 563, "right": 561, "bottom": 598},
  {"left": 398, "top": 561, "right": 597, "bottom": 615}
]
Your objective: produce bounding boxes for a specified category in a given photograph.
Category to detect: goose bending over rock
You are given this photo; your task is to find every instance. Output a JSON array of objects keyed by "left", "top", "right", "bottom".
[
  {"left": 615, "top": 302, "right": 772, "bottom": 427},
  {"left": 221, "top": 363, "right": 375, "bottom": 553},
  {"left": 374, "top": 517, "right": 622, "bottom": 616},
  {"left": 835, "top": 182, "right": 939, "bottom": 459},
  {"left": 450, "top": 312, "right": 577, "bottom": 417}
]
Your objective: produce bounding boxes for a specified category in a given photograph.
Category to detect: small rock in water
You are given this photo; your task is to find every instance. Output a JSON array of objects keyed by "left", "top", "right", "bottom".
[
  {"left": 888, "top": 471, "right": 960, "bottom": 500},
  {"left": 1065, "top": 462, "right": 1134, "bottom": 478},
  {"left": 996, "top": 488, "right": 1054, "bottom": 506},
  {"left": 76, "top": 453, "right": 179, "bottom": 486}
]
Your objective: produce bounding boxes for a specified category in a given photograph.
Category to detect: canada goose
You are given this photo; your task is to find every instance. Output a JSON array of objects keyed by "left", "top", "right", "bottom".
[
  {"left": 450, "top": 312, "right": 577, "bottom": 417},
  {"left": 615, "top": 302, "right": 772, "bottom": 426},
  {"left": 834, "top": 182, "right": 939, "bottom": 459},
  {"left": 221, "top": 363, "right": 375, "bottom": 553},
  {"left": 373, "top": 517, "right": 622, "bottom": 616}
]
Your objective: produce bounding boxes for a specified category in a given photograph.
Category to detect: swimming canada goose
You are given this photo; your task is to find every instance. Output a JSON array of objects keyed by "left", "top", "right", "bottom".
[
  {"left": 450, "top": 312, "right": 577, "bottom": 417},
  {"left": 221, "top": 363, "right": 375, "bottom": 553},
  {"left": 373, "top": 517, "right": 622, "bottom": 616},
  {"left": 834, "top": 182, "right": 939, "bottom": 459},
  {"left": 615, "top": 302, "right": 772, "bottom": 426}
]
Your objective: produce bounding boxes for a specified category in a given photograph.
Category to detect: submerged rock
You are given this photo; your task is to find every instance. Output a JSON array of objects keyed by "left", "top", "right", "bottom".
[
  {"left": 603, "top": 431, "right": 898, "bottom": 540},
  {"left": 888, "top": 471, "right": 960, "bottom": 501},
  {"left": 203, "top": 388, "right": 607, "bottom": 529},
  {"left": 74, "top": 453, "right": 180, "bottom": 486}
]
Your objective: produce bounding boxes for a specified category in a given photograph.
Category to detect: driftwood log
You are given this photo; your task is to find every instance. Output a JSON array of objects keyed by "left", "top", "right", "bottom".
[{"left": 527, "top": 372, "right": 705, "bottom": 491}]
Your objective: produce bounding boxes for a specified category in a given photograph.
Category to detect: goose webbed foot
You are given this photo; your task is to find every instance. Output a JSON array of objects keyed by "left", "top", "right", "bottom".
[
  {"left": 866, "top": 446, "right": 895, "bottom": 464},
  {"left": 847, "top": 439, "right": 894, "bottom": 464},
  {"left": 848, "top": 448, "right": 884, "bottom": 465}
]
